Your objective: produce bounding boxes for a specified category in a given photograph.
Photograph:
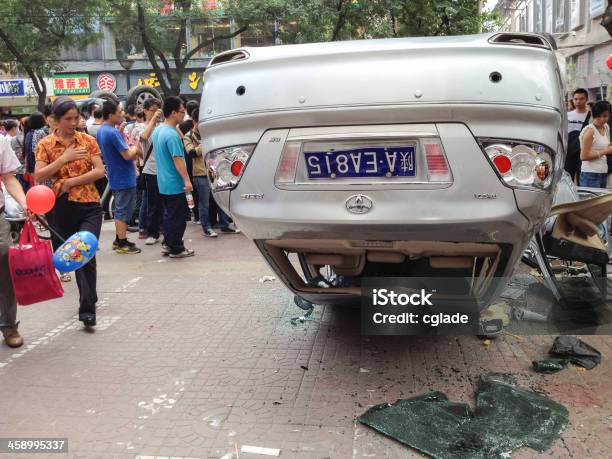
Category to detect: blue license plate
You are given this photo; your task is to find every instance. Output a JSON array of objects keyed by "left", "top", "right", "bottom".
[{"left": 304, "top": 146, "right": 416, "bottom": 179}]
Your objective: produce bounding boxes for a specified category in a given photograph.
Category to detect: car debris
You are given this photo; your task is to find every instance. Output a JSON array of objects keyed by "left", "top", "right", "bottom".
[
  {"left": 532, "top": 358, "right": 570, "bottom": 374},
  {"left": 290, "top": 305, "right": 314, "bottom": 325},
  {"left": 240, "top": 445, "right": 281, "bottom": 456},
  {"left": 358, "top": 373, "right": 568, "bottom": 459},
  {"left": 258, "top": 276, "right": 276, "bottom": 283},
  {"left": 512, "top": 307, "right": 548, "bottom": 323}
]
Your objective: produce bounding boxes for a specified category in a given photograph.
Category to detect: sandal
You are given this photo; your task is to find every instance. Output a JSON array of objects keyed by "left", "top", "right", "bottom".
[{"left": 60, "top": 273, "right": 72, "bottom": 282}]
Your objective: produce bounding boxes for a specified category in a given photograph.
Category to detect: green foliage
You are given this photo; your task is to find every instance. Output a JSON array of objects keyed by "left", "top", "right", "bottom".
[
  {"left": 0, "top": 0, "right": 106, "bottom": 107},
  {"left": 108, "top": 0, "right": 216, "bottom": 59},
  {"left": 227, "top": 0, "right": 498, "bottom": 44}
]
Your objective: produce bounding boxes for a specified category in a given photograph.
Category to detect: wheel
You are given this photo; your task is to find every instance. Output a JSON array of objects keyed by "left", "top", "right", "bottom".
[
  {"left": 126, "top": 85, "right": 161, "bottom": 107},
  {"left": 88, "top": 90, "right": 119, "bottom": 104}
]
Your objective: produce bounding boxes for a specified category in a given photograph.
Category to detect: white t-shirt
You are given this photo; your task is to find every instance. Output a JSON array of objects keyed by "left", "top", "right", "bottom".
[
  {"left": 0, "top": 136, "right": 22, "bottom": 210},
  {"left": 580, "top": 123, "right": 610, "bottom": 174},
  {"left": 568, "top": 110, "right": 590, "bottom": 133}
]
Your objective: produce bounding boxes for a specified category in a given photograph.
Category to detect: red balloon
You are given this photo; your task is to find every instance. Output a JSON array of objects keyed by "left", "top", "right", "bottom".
[
  {"left": 26, "top": 185, "right": 56, "bottom": 214},
  {"left": 607, "top": 55, "right": 612, "bottom": 71}
]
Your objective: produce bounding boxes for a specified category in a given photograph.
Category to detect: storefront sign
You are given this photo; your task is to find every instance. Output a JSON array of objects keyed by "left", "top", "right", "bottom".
[
  {"left": 135, "top": 71, "right": 205, "bottom": 92},
  {"left": 0, "top": 80, "right": 25, "bottom": 97},
  {"left": 96, "top": 73, "right": 117, "bottom": 92},
  {"left": 53, "top": 74, "right": 90, "bottom": 95},
  {"left": 136, "top": 73, "right": 161, "bottom": 88}
]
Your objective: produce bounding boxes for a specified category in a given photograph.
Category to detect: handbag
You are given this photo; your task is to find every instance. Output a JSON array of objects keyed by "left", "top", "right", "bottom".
[
  {"left": 137, "top": 144, "right": 154, "bottom": 191},
  {"left": 8, "top": 220, "right": 64, "bottom": 305}
]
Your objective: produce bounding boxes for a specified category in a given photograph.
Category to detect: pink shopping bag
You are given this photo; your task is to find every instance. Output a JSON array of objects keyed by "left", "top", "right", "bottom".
[{"left": 8, "top": 221, "right": 64, "bottom": 305}]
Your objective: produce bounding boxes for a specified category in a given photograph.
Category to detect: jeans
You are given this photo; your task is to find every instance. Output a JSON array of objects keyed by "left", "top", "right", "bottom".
[
  {"left": 112, "top": 187, "right": 137, "bottom": 223},
  {"left": 161, "top": 193, "right": 188, "bottom": 255},
  {"left": 579, "top": 171, "right": 608, "bottom": 189},
  {"left": 144, "top": 174, "right": 163, "bottom": 239},
  {"left": 0, "top": 216, "right": 17, "bottom": 330},
  {"left": 51, "top": 195, "right": 103, "bottom": 319},
  {"left": 194, "top": 176, "right": 230, "bottom": 232}
]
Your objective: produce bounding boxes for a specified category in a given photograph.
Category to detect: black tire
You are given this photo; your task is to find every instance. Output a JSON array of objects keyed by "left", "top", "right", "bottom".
[
  {"left": 126, "top": 85, "right": 162, "bottom": 107},
  {"left": 88, "top": 90, "right": 120, "bottom": 104}
]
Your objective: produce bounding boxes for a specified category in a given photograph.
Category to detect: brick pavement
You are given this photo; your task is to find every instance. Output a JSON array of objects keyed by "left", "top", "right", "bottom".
[{"left": 0, "top": 221, "right": 610, "bottom": 459}]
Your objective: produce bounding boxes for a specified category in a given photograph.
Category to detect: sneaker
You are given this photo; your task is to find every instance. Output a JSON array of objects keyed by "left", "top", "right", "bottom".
[
  {"left": 145, "top": 236, "right": 160, "bottom": 245},
  {"left": 161, "top": 243, "right": 170, "bottom": 256},
  {"left": 2, "top": 328, "right": 23, "bottom": 348},
  {"left": 113, "top": 238, "right": 136, "bottom": 249},
  {"left": 127, "top": 225, "right": 139, "bottom": 233},
  {"left": 169, "top": 248, "right": 195, "bottom": 258},
  {"left": 115, "top": 244, "right": 142, "bottom": 254},
  {"left": 138, "top": 231, "right": 148, "bottom": 240},
  {"left": 204, "top": 228, "right": 218, "bottom": 238},
  {"left": 220, "top": 227, "right": 241, "bottom": 234}
]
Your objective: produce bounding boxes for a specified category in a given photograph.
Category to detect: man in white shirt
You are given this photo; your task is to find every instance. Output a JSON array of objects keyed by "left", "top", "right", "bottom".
[
  {"left": 568, "top": 88, "right": 590, "bottom": 133},
  {"left": 565, "top": 88, "right": 591, "bottom": 181}
]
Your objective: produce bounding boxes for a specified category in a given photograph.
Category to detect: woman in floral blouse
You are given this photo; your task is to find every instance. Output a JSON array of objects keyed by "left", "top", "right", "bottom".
[{"left": 35, "top": 97, "right": 105, "bottom": 327}]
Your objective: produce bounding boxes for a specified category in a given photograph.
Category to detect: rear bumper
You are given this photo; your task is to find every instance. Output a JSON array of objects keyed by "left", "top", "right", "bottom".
[{"left": 225, "top": 123, "right": 551, "bottom": 242}]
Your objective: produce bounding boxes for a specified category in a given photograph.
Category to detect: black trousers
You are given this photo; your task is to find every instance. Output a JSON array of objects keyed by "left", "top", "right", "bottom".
[
  {"left": 51, "top": 195, "right": 103, "bottom": 318},
  {"left": 144, "top": 173, "right": 163, "bottom": 239},
  {"left": 161, "top": 193, "right": 188, "bottom": 255}
]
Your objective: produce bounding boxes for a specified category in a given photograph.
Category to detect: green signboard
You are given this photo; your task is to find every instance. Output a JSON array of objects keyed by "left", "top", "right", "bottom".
[{"left": 53, "top": 74, "right": 90, "bottom": 95}]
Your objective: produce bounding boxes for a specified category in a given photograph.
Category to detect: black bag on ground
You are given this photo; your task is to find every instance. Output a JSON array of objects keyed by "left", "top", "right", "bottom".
[{"left": 549, "top": 336, "right": 601, "bottom": 369}]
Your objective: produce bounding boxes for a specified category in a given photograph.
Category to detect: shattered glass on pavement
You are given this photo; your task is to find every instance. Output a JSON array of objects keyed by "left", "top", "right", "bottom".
[{"left": 358, "top": 373, "right": 569, "bottom": 459}]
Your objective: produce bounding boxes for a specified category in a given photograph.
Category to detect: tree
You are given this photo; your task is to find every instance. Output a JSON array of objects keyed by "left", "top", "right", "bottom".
[
  {"left": 227, "top": 0, "right": 498, "bottom": 45},
  {"left": 107, "top": 0, "right": 248, "bottom": 97},
  {"left": 0, "top": 0, "right": 106, "bottom": 110}
]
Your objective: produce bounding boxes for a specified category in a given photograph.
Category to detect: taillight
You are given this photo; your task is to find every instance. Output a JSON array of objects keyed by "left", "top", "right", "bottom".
[
  {"left": 274, "top": 141, "right": 301, "bottom": 184},
  {"left": 424, "top": 140, "right": 452, "bottom": 182},
  {"left": 480, "top": 139, "right": 553, "bottom": 189},
  {"left": 230, "top": 160, "right": 244, "bottom": 177},
  {"left": 205, "top": 144, "right": 256, "bottom": 191}
]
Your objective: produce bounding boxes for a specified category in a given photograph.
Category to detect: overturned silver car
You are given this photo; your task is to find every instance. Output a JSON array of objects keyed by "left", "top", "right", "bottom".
[{"left": 200, "top": 32, "right": 568, "bottom": 308}]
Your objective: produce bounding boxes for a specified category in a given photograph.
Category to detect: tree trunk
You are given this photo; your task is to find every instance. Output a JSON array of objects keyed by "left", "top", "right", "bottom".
[{"left": 37, "top": 87, "right": 47, "bottom": 111}]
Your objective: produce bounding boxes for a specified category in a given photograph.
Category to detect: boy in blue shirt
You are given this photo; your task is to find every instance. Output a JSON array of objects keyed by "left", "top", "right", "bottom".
[
  {"left": 152, "top": 96, "right": 194, "bottom": 258},
  {"left": 97, "top": 100, "right": 142, "bottom": 254}
]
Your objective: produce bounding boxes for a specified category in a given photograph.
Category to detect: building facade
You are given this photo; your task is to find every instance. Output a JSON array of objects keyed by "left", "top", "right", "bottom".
[
  {"left": 1, "top": 9, "right": 277, "bottom": 115},
  {"left": 496, "top": 0, "right": 611, "bottom": 101}
]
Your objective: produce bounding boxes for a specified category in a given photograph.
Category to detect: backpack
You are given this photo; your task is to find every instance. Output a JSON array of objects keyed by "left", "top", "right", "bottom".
[{"left": 566, "top": 112, "right": 591, "bottom": 162}]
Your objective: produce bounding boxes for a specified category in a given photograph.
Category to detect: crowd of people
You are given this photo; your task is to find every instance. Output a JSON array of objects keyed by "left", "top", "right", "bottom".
[
  {"left": 565, "top": 88, "right": 612, "bottom": 188},
  {"left": 0, "top": 94, "right": 240, "bottom": 348}
]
